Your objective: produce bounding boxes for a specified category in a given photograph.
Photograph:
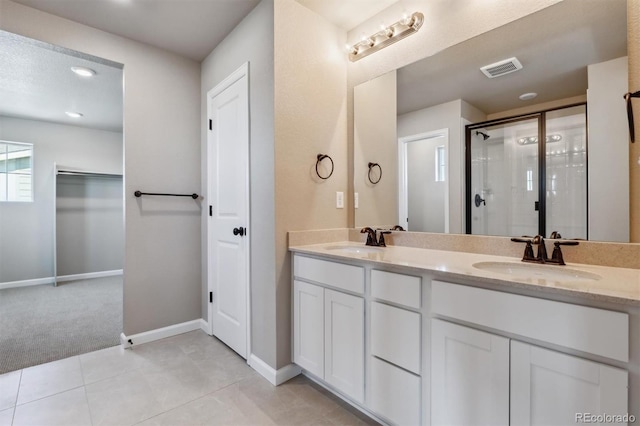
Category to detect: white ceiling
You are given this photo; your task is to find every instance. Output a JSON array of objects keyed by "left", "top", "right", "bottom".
[
  {"left": 0, "top": 31, "right": 124, "bottom": 132},
  {"left": 10, "top": 0, "right": 261, "bottom": 61},
  {"left": 397, "top": 0, "right": 627, "bottom": 115},
  {"left": 295, "top": 0, "right": 398, "bottom": 31}
]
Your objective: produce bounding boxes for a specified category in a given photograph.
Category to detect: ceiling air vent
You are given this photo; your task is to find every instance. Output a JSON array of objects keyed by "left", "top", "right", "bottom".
[{"left": 480, "top": 57, "right": 523, "bottom": 78}]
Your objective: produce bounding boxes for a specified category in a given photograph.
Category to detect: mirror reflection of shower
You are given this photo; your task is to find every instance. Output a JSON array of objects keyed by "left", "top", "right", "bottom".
[{"left": 467, "top": 105, "right": 587, "bottom": 239}]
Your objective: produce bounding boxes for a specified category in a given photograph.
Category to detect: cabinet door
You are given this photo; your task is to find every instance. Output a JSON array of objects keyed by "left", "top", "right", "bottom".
[
  {"left": 369, "top": 356, "right": 421, "bottom": 425},
  {"left": 431, "top": 319, "right": 509, "bottom": 426},
  {"left": 324, "top": 289, "right": 364, "bottom": 403},
  {"left": 511, "top": 341, "right": 628, "bottom": 426},
  {"left": 293, "top": 280, "right": 324, "bottom": 378}
]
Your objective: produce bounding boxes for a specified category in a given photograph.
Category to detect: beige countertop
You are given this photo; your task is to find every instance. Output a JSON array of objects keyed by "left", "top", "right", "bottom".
[{"left": 290, "top": 241, "right": 640, "bottom": 306}]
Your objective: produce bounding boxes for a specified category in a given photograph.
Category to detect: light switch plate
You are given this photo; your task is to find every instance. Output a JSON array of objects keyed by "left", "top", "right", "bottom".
[
  {"left": 354, "top": 192, "right": 359, "bottom": 209},
  {"left": 336, "top": 191, "right": 344, "bottom": 208}
]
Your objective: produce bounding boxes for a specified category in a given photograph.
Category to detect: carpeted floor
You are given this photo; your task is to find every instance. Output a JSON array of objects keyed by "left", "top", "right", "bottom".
[{"left": 0, "top": 276, "right": 122, "bottom": 374}]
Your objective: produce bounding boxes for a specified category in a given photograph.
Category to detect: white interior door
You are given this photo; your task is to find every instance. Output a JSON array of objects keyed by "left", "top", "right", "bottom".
[{"left": 207, "top": 63, "right": 249, "bottom": 359}]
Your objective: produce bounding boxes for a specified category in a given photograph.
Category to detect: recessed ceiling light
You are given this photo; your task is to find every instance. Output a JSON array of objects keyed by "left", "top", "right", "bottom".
[
  {"left": 65, "top": 111, "right": 84, "bottom": 118},
  {"left": 519, "top": 92, "right": 538, "bottom": 101},
  {"left": 71, "top": 67, "right": 96, "bottom": 77}
]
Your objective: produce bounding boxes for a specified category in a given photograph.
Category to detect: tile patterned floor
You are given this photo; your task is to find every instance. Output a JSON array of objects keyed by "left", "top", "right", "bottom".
[{"left": 0, "top": 331, "right": 378, "bottom": 426}]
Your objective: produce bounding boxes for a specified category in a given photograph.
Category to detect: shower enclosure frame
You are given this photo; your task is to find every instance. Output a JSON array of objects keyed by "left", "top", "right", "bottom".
[{"left": 464, "top": 102, "right": 588, "bottom": 238}]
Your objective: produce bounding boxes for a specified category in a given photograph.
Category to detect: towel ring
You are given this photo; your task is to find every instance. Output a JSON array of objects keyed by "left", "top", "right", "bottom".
[
  {"left": 316, "top": 154, "right": 334, "bottom": 180},
  {"left": 368, "top": 162, "right": 382, "bottom": 184},
  {"left": 624, "top": 90, "right": 640, "bottom": 143}
]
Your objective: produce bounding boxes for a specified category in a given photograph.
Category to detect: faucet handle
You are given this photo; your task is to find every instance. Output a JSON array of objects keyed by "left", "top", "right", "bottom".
[
  {"left": 549, "top": 240, "right": 579, "bottom": 265},
  {"left": 549, "top": 231, "right": 562, "bottom": 239},
  {"left": 391, "top": 225, "right": 405, "bottom": 231},
  {"left": 378, "top": 231, "right": 391, "bottom": 247},
  {"left": 511, "top": 237, "right": 535, "bottom": 261}
]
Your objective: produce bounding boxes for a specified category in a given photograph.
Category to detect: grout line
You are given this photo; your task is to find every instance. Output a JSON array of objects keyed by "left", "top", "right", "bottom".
[{"left": 11, "top": 370, "right": 22, "bottom": 425}]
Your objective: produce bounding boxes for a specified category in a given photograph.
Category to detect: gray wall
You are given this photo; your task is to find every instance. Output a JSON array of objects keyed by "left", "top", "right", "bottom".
[
  {"left": 587, "top": 56, "right": 629, "bottom": 242},
  {"left": 0, "top": 116, "right": 122, "bottom": 283},
  {"left": 200, "top": 0, "right": 276, "bottom": 366},
  {"left": 56, "top": 174, "right": 123, "bottom": 276},
  {"left": 0, "top": 1, "right": 202, "bottom": 336}
]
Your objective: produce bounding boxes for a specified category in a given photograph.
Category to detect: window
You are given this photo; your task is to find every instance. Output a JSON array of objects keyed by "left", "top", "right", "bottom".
[
  {"left": 435, "top": 145, "right": 446, "bottom": 182},
  {"left": 0, "top": 141, "right": 33, "bottom": 202}
]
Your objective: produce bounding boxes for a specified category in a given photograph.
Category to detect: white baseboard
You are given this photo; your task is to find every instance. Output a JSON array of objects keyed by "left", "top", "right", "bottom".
[
  {"left": 120, "top": 319, "right": 203, "bottom": 348},
  {"left": 0, "top": 276, "right": 55, "bottom": 290},
  {"left": 57, "top": 269, "right": 123, "bottom": 283},
  {"left": 248, "top": 354, "right": 301, "bottom": 386},
  {"left": 199, "top": 319, "right": 210, "bottom": 334},
  {"left": 302, "top": 372, "right": 388, "bottom": 425},
  {"left": 0, "top": 269, "right": 122, "bottom": 290}
]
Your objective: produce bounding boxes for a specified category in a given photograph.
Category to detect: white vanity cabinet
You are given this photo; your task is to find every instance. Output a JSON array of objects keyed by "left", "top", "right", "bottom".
[
  {"left": 291, "top": 248, "right": 634, "bottom": 426},
  {"left": 431, "top": 281, "right": 629, "bottom": 426},
  {"left": 369, "top": 270, "right": 422, "bottom": 425},
  {"left": 324, "top": 288, "right": 364, "bottom": 402},
  {"left": 431, "top": 319, "right": 510, "bottom": 426},
  {"left": 293, "top": 255, "right": 365, "bottom": 403},
  {"left": 510, "top": 341, "right": 628, "bottom": 426}
]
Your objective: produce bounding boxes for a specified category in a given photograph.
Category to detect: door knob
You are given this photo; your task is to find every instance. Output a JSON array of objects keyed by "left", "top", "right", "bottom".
[{"left": 233, "top": 227, "right": 245, "bottom": 236}]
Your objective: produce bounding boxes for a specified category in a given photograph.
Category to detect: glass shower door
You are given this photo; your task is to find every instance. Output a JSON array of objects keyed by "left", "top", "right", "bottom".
[{"left": 468, "top": 117, "right": 540, "bottom": 237}]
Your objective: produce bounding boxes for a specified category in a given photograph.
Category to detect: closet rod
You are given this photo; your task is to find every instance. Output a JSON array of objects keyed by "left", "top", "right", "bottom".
[
  {"left": 134, "top": 191, "right": 199, "bottom": 199},
  {"left": 57, "top": 170, "right": 122, "bottom": 178}
]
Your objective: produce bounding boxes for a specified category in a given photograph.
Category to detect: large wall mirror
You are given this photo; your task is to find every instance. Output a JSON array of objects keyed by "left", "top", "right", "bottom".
[{"left": 354, "top": 0, "right": 631, "bottom": 242}]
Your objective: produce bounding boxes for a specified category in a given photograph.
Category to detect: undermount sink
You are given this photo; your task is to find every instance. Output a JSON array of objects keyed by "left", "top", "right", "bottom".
[
  {"left": 324, "top": 245, "right": 384, "bottom": 254},
  {"left": 472, "top": 261, "right": 602, "bottom": 282}
]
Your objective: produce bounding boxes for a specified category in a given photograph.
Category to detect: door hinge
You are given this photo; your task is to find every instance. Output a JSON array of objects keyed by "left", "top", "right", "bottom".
[
  {"left": 534, "top": 201, "right": 540, "bottom": 211},
  {"left": 208, "top": 119, "right": 212, "bottom": 131},
  {"left": 209, "top": 205, "right": 212, "bottom": 217},
  {"left": 209, "top": 291, "right": 213, "bottom": 303}
]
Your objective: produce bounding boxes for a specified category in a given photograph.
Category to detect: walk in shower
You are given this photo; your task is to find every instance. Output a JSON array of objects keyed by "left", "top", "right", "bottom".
[{"left": 466, "top": 105, "right": 587, "bottom": 239}]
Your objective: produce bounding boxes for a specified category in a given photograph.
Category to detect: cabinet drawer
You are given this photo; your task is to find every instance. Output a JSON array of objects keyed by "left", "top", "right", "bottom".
[
  {"left": 371, "top": 270, "right": 421, "bottom": 309},
  {"left": 294, "top": 255, "right": 364, "bottom": 294},
  {"left": 371, "top": 302, "right": 421, "bottom": 374},
  {"left": 432, "top": 281, "right": 629, "bottom": 362},
  {"left": 369, "top": 356, "right": 421, "bottom": 426}
]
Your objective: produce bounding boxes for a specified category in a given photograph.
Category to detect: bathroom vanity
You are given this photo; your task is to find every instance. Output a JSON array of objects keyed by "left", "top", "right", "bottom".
[{"left": 289, "top": 241, "right": 640, "bottom": 425}]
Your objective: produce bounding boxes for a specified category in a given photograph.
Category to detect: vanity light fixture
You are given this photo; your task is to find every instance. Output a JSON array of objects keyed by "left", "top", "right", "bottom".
[
  {"left": 65, "top": 111, "right": 84, "bottom": 118},
  {"left": 346, "top": 12, "right": 424, "bottom": 62},
  {"left": 71, "top": 66, "right": 96, "bottom": 77}
]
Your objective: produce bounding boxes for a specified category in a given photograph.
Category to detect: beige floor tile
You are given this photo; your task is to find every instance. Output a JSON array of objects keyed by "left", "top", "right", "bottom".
[
  {"left": 0, "top": 371, "right": 21, "bottom": 410},
  {"left": 79, "top": 344, "right": 147, "bottom": 385},
  {"left": 138, "top": 381, "right": 276, "bottom": 426},
  {"left": 16, "top": 357, "right": 83, "bottom": 405},
  {"left": 12, "top": 387, "right": 92, "bottom": 426},
  {"left": 0, "top": 408, "right": 14, "bottom": 426},
  {"left": 139, "top": 356, "right": 226, "bottom": 412},
  {"left": 84, "top": 369, "right": 164, "bottom": 426}
]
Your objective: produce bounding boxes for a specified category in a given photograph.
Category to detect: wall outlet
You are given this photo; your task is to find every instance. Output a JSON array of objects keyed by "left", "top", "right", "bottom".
[
  {"left": 336, "top": 191, "right": 344, "bottom": 208},
  {"left": 354, "top": 192, "right": 359, "bottom": 209}
]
